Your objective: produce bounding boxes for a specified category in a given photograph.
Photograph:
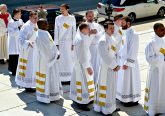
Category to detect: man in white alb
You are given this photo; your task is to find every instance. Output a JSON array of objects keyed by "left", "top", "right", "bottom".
[
  {"left": 15, "top": 11, "right": 38, "bottom": 92},
  {"left": 35, "top": 19, "right": 62, "bottom": 103},
  {"left": 144, "top": 23, "right": 165, "bottom": 116},
  {"left": 116, "top": 17, "right": 141, "bottom": 106},
  {"left": 54, "top": 4, "right": 76, "bottom": 82},
  {"left": 85, "top": 10, "right": 104, "bottom": 84}
]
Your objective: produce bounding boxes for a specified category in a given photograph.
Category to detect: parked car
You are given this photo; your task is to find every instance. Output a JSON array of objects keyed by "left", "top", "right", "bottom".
[
  {"left": 17, "top": 4, "right": 84, "bottom": 39},
  {"left": 97, "top": 0, "right": 165, "bottom": 22}
]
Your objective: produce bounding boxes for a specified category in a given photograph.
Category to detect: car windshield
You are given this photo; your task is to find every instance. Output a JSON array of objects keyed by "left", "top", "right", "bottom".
[{"left": 101, "top": 0, "right": 146, "bottom": 6}]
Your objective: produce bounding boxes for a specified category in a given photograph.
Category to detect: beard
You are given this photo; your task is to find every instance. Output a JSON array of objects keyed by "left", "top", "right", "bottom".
[
  {"left": 87, "top": 19, "right": 93, "bottom": 23},
  {"left": 122, "top": 25, "right": 128, "bottom": 30}
]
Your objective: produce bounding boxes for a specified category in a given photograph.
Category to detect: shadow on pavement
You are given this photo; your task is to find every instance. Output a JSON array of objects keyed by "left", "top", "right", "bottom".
[
  {"left": 17, "top": 92, "right": 67, "bottom": 116},
  {"left": 0, "top": 63, "right": 18, "bottom": 88},
  {"left": 116, "top": 100, "right": 148, "bottom": 116}
]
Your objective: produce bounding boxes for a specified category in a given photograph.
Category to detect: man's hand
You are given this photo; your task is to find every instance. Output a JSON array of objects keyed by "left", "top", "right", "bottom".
[
  {"left": 57, "top": 55, "right": 60, "bottom": 60},
  {"left": 28, "top": 42, "right": 34, "bottom": 48},
  {"left": 122, "top": 65, "right": 128, "bottom": 70},
  {"left": 56, "top": 45, "right": 59, "bottom": 50},
  {"left": 113, "top": 65, "right": 120, "bottom": 72},
  {"left": 71, "top": 45, "right": 74, "bottom": 51},
  {"left": 87, "top": 67, "right": 93, "bottom": 76},
  {"left": 90, "top": 29, "right": 97, "bottom": 35}
]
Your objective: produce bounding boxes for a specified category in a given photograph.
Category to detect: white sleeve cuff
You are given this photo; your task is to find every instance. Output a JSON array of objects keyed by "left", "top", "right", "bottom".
[
  {"left": 109, "top": 60, "right": 118, "bottom": 69},
  {"left": 24, "top": 40, "right": 30, "bottom": 49},
  {"left": 82, "top": 62, "right": 91, "bottom": 69},
  {"left": 124, "top": 59, "right": 135, "bottom": 67}
]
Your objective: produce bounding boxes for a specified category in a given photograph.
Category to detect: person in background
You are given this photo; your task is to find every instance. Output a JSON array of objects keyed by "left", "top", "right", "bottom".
[
  {"left": 85, "top": 10, "right": 104, "bottom": 84},
  {"left": 8, "top": 9, "right": 24, "bottom": 76},
  {"left": 54, "top": 3, "right": 76, "bottom": 82},
  {"left": 144, "top": 23, "right": 165, "bottom": 116},
  {"left": 15, "top": 11, "right": 38, "bottom": 92},
  {"left": 37, "top": 5, "right": 48, "bottom": 20},
  {"left": 113, "top": 14, "right": 123, "bottom": 50},
  {"left": 0, "top": 4, "right": 11, "bottom": 64}
]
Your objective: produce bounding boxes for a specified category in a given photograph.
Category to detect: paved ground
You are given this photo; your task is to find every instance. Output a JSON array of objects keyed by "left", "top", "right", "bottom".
[{"left": 0, "top": 10, "right": 165, "bottom": 116}]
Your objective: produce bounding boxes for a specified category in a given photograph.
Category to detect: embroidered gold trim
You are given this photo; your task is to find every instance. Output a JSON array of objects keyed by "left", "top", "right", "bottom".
[
  {"left": 36, "top": 72, "right": 46, "bottom": 78},
  {"left": 160, "top": 48, "right": 165, "bottom": 55},
  {"left": 99, "top": 93, "right": 106, "bottom": 98},
  {"left": 98, "top": 101, "right": 105, "bottom": 107},
  {"left": 19, "top": 65, "right": 26, "bottom": 70},
  {"left": 100, "top": 86, "right": 106, "bottom": 90},
  {"left": 144, "top": 96, "right": 148, "bottom": 102},
  {"left": 77, "top": 97, "right": 82, "bottom": 101},
  {"left": 145, "top": 88, "right": 149, "bottom": 93},
  {"left": 77, "top": 89, "right": 82, "bottom": 93},
  {"left": 144, "top": 105, "right": 148, "bottom": 111},
  {"left": 36, "top": 79, "right": 45, "bottom": 85},
  {"left": 76, "top": 81, "right": 82, "bottom": 86},
  {"left": 36, "top": 87, "right": 45, "bottom": 93},
  {"left": 19, "top": 72, "right": 25, "bottom": 77},
  {"left": 87, "top": 81, "right": 94, "bottom": 86},
  {"left": 19, "top": 58, "right": 28, "bottom": 63},
  {"left": 88, "top": 88, "right": 94, "bottom": 93}
]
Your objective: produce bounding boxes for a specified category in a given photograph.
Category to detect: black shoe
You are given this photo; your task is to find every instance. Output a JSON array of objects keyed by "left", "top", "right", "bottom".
[
  {"left": 61, "top": 81, "right": 70, "bottom": 85},
  {"left": 75, "top": 103, "right": 90, "bottom": 111},
  {"left": 88, "top": 100, "right": 94, "bottom": 104},
  {"left": 25, "top": 88, "right": 36, "bottom": 92},
  {"left": 0, "top": 59, "right": 5, "bottom": 64},
  {"left": 104, "top": 113, "right": 112, "bottom": 116},
  {"left": 80, "top": 106, "right": 90, "bottom": 111},
  {"left": 122, "top": 102, "right": 139, "bottom": 107},
  {"left": 155, "top": 113, "right": 163, "bottom": 116},
  {"left": 114, "top": 108, "right": 121, "bottom": 112},
  {"left": 12, "top": 72, "right": 16, "bottom": 76}
]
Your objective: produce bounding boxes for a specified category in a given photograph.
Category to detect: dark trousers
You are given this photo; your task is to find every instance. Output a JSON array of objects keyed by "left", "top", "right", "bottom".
[{"left": 8, "top": 55, "right": 19, "bottom": 75}]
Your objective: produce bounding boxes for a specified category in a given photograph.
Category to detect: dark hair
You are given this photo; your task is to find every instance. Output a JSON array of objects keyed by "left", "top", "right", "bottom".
[
  {"left": 103, "top": 21, "right": 114, "bottom": 29},
  {"left": 29, "top": 11, "right": 38, "bottom": 17},
  {"left": 86, "top": 10, "right": 94, "bottom": 16},
  {"left": 12, "top": 9, "right": 21, "bottom": 16},
  {"left": 114, "top": 14, "right": 123, "bottom": 21},
  {"left": 79, "top": 22, "right": 89, "bottom": 31},
  {"left": 60, "top": 3, "right": 69, "bottom": 10},
  {"left": 37, "top": 18, "right": 48, "bottom": 29},
  {"left": 122, "top": 16, "right": 132, "bottom": 25},
  {"left": 153, "top": 23, "right": 164, "bottom": 30}
]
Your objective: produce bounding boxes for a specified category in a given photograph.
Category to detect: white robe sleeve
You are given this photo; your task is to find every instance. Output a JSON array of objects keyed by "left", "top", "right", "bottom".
[
  {"left": 7, "top": 21, "right": 19, "bottom": 37},
  {"left": 72, "top": 16, "right": 76, "bottom": 45},
  {"left": 54, "top": 17, "right": 59, "bottom": 45},
  {"left": 124, "top": 34, "right": 139, "bottom": 67},
  {"left": 19, "top": 25, "right": 31, "bottom": 49},
  {"left": 79, "top": 38, "right": 91, "bottom": 69},
  {"left": 95, "top": 24, "right": 104, "bottom": 39},
  {"left": 145, "top": 41, "right": 160, "bottom": 67},
  {"left": 99, "top": 40, "right": 118, "bottom": 69}
]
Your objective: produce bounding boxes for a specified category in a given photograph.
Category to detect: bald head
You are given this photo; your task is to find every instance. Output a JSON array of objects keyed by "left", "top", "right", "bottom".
[
  {"left": 0, "top": 4, "right": 7, "bottom": 14},
  {"left": 86, "top": 10, "right": 94, "bottom": 23},
  {"left": 37, "top": 19, "right": 48, "bottom": 30}
]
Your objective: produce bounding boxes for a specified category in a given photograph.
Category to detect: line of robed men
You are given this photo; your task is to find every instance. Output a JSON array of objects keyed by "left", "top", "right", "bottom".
[{"left": 8, "top": 3, "right": 165, "bottom": 116}]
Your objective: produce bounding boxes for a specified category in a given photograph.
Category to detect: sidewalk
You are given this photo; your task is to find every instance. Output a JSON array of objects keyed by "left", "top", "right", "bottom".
[{"left": 0, "top": 31, "right": 163, "bottom": 116}]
